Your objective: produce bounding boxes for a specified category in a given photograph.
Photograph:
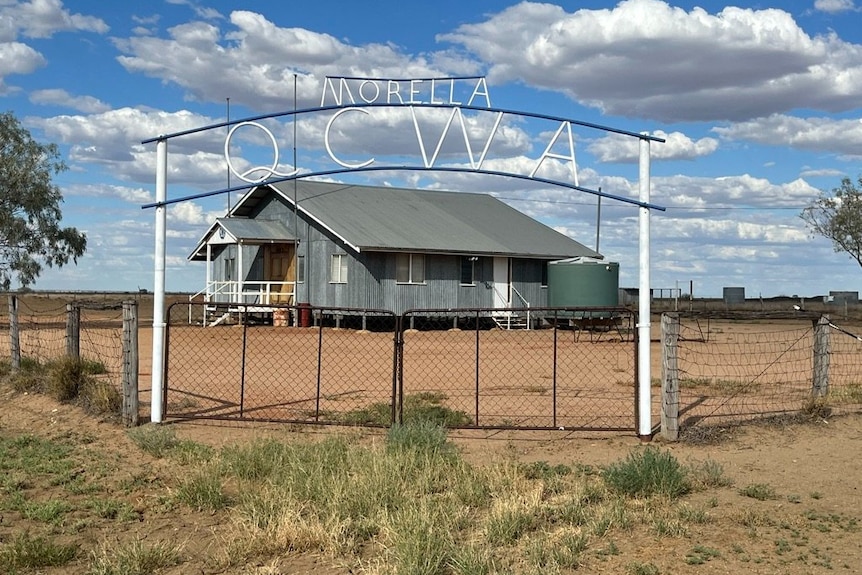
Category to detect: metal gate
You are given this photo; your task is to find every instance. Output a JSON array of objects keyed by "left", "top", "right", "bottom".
[{"left": 163, "top": 303, "right": 637, "bottom": 431}]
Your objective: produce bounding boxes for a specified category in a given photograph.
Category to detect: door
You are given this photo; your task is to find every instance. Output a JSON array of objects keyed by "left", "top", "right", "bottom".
[
  {"left": 493, "top": 257, "right": 510, "bottom": 309},
  {"left": 265, "top": 243, "right": 296, "bottom": 303}
]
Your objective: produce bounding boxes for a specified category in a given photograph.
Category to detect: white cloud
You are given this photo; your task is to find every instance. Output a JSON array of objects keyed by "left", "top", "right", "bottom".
[
  {"left": 0, "top": 41, "right": 44, "bottom": 91},
  {"left": 65, "top": 183, "right": 153, "bottom": 203},
  {"left": 588, "top": 130, "right": 719, "bottom": 163},
  {"left": 2, "top": 0, "right": 108, "bottom": 38},
  {"left": 0, "top": 1, "right": 105, "bottom": 93},
  {"left": 800, "top": 168, "right": 847, "bottom": 179},
  {"left": 27, "top": 107, "right": 230, "bottom": 185},
  {"left": 30, "top": 89, "right": 111, "bottom": 113},
  {"left": 814, "top": 0, "right": 857, "bottom": 14},
  {"left": 113, "top": 10, "right": 469, "bottom": 111},
  {"left": 169, "top": 201, "right": 216, "bottom": 226},
  {"left": 712, "top": 114, "right": 862, "bottom": 158},
  {"left": 165, "top": 0, "right": 223, "bottom": 21},
  {"left": 439, "top": 0, "right": 862, "bottom": 122}
]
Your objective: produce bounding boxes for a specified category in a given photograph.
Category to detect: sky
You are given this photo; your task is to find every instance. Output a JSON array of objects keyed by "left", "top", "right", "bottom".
[{"left": 2, "top": 0, "right": 862, "bottom": 298}]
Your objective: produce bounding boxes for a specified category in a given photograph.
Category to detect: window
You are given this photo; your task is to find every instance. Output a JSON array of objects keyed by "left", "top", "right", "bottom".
[
  {"left": 297, "top": 255, "right": 305, "bottom": 283},
  {"left": 224, "top": 256, "right": 235, "bottom": 281},
  {"left": 541, "top": 261, "right": 548, "bottom": 287},
  {"left": 460, "top": 256, "right": 476, "bottom": 285},
  {"left": 330, "top": 254, "right": 347, "bottom": 283},
  {"left": 396, "top": 253, "right": 425, "bottom": 284}
]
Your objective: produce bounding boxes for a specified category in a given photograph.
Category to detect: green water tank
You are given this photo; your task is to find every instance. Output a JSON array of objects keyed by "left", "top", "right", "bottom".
[{"left": 547, "top": 257, "right": 619, "bottom": 307}]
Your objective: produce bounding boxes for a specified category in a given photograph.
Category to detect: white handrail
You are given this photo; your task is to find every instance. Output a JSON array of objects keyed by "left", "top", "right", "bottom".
[{"left": 189, "top": 280, "right": 296, "bottom": 325}]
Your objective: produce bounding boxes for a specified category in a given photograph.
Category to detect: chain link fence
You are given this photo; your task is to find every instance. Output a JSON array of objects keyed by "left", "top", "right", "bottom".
[
  {"left": 164, "top": 303, "right": 638, "bottom": 431},
  {"left": 164, "top": 302, "right": 397, "bottom": 424},
  {"left": 399, "top": 308, "right": 637, "bottom": 430}
]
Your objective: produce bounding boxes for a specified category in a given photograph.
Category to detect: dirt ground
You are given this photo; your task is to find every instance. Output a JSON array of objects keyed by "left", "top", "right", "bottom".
[{"left": 1, "top": 386, "right": 861, "bottom": 574}]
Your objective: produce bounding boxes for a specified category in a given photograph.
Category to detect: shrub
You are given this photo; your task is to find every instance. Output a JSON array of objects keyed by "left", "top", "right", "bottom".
[
  {"left": 8, "top": 357, "right": 49, "bottom": 393},
  {"left": 80, "top": 379, "right": 122, "bottom": 415}
]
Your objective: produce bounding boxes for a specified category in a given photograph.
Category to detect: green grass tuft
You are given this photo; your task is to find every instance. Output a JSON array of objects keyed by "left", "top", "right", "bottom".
[
  {"left": 0, "top": 532, "right": 78, "bottom": 570},
  {"left": 340, "top": 392, "right": 472, "bottom": 427},
  {"left": 125, "top": 424, "right": 213, "bottom": 464},
  {"left": 175, "top": 469, "right": 230, "bottom": 511},
  {"left": 386, "top": 420, "right": 456, "bottom": 458},
  {"left": 602, "top": 447, "right": 690, "bottom": 498}
]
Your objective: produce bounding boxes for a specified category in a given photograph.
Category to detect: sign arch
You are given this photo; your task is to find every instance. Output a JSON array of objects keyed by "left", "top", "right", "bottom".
[{"left": 142, "top": 76, "right": 664, "bottom": 438}]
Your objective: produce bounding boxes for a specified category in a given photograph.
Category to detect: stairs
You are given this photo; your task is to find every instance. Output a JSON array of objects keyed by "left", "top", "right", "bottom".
[{"left": 491, "top": 311, "right": 531, "bottom": 330}]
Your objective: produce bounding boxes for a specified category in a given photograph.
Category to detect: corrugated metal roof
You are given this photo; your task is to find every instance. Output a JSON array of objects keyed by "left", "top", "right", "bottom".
[
  {"left": 233, "top": 180, "right": 599, "bottom": 260},
  {"left": 217, "top": 217, "right": 294, "bottom": 242}
]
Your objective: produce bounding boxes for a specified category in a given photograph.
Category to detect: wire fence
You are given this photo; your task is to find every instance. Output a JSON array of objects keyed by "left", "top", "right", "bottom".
[
  {"left": 164, "top": 303, "right": 638, "bottom": 431},
  {"left": 0, "top": 294, "right": 139, "bottom": 424},
  {"left": 7, "top": 295, "right": 861, "bottom": 438},
  {"left": 661, "top": 312, "right": 862, "bottom": 439},
  {"left": 0, "top": 295, "right": 128, "bottom": 370}
]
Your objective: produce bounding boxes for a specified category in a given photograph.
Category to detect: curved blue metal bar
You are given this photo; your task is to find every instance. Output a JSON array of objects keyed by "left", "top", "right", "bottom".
[
  {"left": 141, "top": 101, "right": 666, "bottom": 144},
  {"left": 140, "top": 165, "right": 666, "bottom": 211}
]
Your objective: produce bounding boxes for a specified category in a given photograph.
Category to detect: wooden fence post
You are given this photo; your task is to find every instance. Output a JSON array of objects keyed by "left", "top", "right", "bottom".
[
  {"left": 65, "top": 303, "right": 80, "bottom": 358},
  {"left": 661, "top": 312, "right": 680, "bottom": 441},
  {"left": 9, "top": 294, "right": 19, "bottom": 370},
  {"left": 812, "top": 315, "right": 830, "bottom": 398},
  {"left": 122, "top": 301, "right": 139, "bottom": 427}
]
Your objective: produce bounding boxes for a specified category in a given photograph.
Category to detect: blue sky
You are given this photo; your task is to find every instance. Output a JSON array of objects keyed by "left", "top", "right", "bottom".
[{"left": 2, "top": 0, "right": 862, "bottom": 297}]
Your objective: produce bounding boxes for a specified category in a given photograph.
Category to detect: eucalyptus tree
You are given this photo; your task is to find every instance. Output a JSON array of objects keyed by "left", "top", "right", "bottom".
[{"left": 0, "top": 111, "right": 86, "bottom": 289}]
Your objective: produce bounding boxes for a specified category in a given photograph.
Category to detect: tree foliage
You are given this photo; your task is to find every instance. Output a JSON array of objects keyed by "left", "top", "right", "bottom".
[
  {"left": 801, "top": 175, "right": 862, "bottom": 268},
  {"left": 0, "top": 111, "right": 86, "bottom": 289}
]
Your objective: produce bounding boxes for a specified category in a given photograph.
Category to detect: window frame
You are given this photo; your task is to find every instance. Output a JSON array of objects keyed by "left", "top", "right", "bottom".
[
  {"left": 460, "top": 256, "right": 476, "bottom": 286},
  {"left": 297, "top": 254, "right": 305, "bottom": 284},
  {"left": 395, "top": 253, "right": 426, "bottom": 285},
  {"left": 330, "top": 253, "right": 348, "bottom": 284}
]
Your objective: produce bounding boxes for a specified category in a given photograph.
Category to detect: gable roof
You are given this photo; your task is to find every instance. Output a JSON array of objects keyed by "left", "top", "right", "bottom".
[
  {"left": 230, "top": 180, "right": 600, "bottom": 260},
  {"left": 188, "top": 217, "right": 293, "bottom": 261}
]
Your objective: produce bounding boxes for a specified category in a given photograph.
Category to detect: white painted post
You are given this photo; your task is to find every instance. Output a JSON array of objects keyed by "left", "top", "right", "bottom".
[
  {"left": 151, "top": 138, "right": 167, "bottom": 423},
  {"left": 638, "top": 135, "right": 652, "bottom": 439}
]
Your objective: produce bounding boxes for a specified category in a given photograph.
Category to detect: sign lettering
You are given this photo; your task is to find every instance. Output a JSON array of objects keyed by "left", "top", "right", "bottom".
[{"left": 227, "top": 76, "right": 576, "bottom": 186}]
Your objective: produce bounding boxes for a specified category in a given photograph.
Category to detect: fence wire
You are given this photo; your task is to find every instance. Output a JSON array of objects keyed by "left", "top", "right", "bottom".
[
  {"left": 0, "top": 295, "right": 128, "bottom": 401},
  {"left": 674, "top": 314, "right": 862, "bottom": 434},
  {"left": 0, "top": 296, "right": 67, "bottom": 363}
]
